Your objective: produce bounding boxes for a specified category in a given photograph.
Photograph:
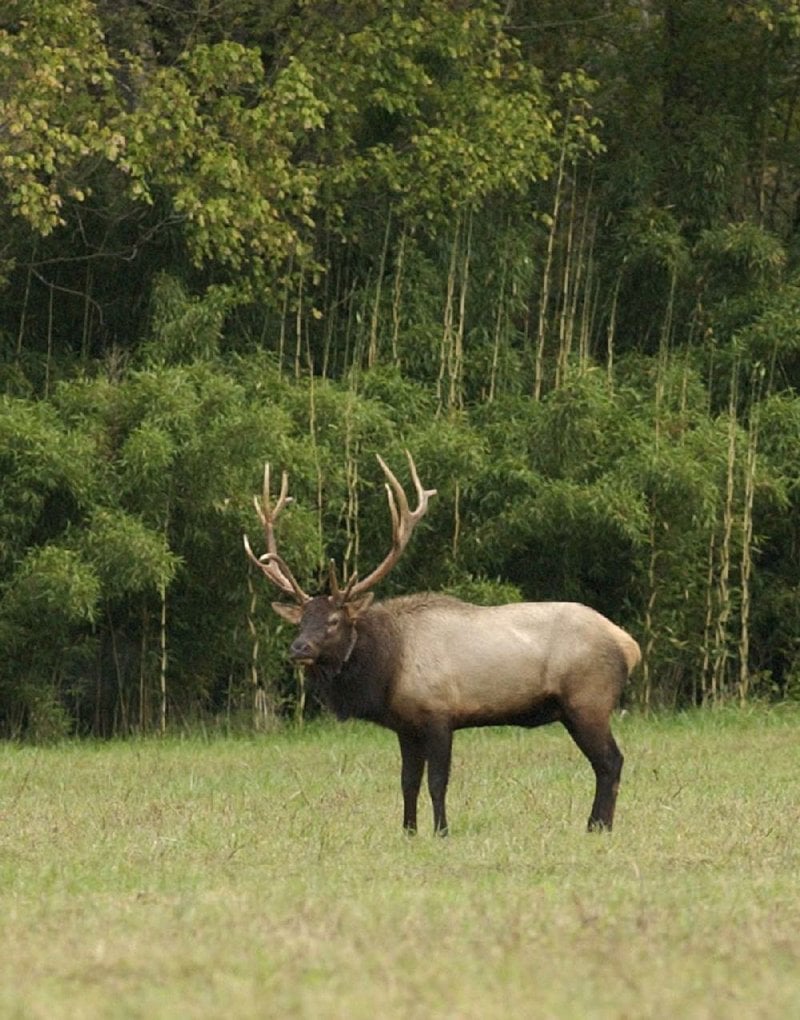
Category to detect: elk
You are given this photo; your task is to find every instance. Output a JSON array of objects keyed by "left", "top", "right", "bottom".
[{"left": 244, "top": 452, "right": 640, "bottom": 836}]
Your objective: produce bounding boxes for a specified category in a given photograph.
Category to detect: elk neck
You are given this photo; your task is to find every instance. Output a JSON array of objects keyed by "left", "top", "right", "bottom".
[{"left": 307, "top": 604, "right": 401, "bottom": 725}]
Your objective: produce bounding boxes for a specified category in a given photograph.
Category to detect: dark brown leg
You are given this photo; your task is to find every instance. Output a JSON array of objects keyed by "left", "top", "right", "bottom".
[
  {"left": 398, "top": 731, "right": 426, "bottom": 834},
  {"left": 563, "top": 713, "right": 624, "bottom": 831},
  {"left": 425, "top": 725, "right": 453, "bottom": 836}
]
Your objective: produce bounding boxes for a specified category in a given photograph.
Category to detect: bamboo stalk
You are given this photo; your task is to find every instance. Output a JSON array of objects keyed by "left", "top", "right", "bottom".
[
  {"left": 437, "top": 216, "right": 461, "bottom": 414},
  {"left": 450, "top": 210, "right": 472, "bottom": 412},
  {"left": 578, "top": 255, "right": 596, "bottom": 372},
  {"left": 700, "top": 524, "right": 717, "bottom": 704},
  {"left": 294, "top": 268, "right": 304, "bottom": 380},
  {"left": 159, "top": 502, "right": 171, "bottom": 736},
  {"left": 575, "top": 208, "right": 597, "bottom": 373},
  {"left": 342, "top": 270, "right": 356, "bottom": 381},
  {"left": 320, "top": 237, "right": 338, "bottom": 380},
  {"left": 349, "top": 269, "right": 372, "bottom": 389},
  {"left": 738, "top": 369, "right": 763, "bottom": 703},
  {"left": 140, "top": 605, "right": 148, "bottom": 734},
  {"left": 653, "top": 267, "right": 678, "bottom": 450},
  {"left": 159, "top": 581, "right": 167, "bottom": 736},
  {"left": 452, "top": 478, "right": 461, "bottom": 563},
  {"left": 278, "top": 256, "right": 293, "bottom": 378},
  {"left": 712, "top": 364, "right": 739, "bottom": 703},
  {"left": 343, "top": 405, "right": 360, "bottom": 582},
  {"left": 555, "top": 169, "right": 578, "bottom": 388},
  {"left": 641, "top": 513, "right": 659, "bottom": 711},
  {"left": 368, "top": 210, "right": 392, "bottom": 368},
  {"left": 321, "top": 273, "right": 335, "bottom": 381},
  {"left": 246, "top": 572, "right": 264, "bottom": 729},
  {"left": 605, "top": 272, "right": 622, "bottom": 388},
  {"left": 108, "top": 608, "right": 129, "bottom": 734},
  {"left": 94, "top": 643, "right": 102, "bottom": 735},
  {"left": 489, "top": 248, "right": 508, "bottom": 403},
  {"left": 45, "top": 280, "right": 54, "bottom": 398},
  {"left": 534, "top": 124, "right": 568, "bottom": 400},
  {"left": 662, "top": 266, "right": 678, "bottom": 353},
  {"left": 391, "top": 225, "right": 407, "bottom": 367},
  {"left": 305, "top": 342, "right": 324, "bottom": 558}
]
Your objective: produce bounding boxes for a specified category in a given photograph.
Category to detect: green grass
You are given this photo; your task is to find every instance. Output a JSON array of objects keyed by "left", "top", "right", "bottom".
[{"left": 1, "top": 708, "right": 799, "bottom": 1018}]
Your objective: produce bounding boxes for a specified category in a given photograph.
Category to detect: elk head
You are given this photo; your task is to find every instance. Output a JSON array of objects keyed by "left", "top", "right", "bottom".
[{"left": 244, "top": 452, "right": 436, "bottom": 669}]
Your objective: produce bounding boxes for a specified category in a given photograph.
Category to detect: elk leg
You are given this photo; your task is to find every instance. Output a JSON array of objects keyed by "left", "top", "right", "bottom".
[
  {"left": 562, "top": 712, "right": 624, "bottom": 831},
  {"left": 425, "top": 725, "right": 453, "bottom": 836},
  {"left": 398, "top": 731, "right": 426, "bottom": 834}
]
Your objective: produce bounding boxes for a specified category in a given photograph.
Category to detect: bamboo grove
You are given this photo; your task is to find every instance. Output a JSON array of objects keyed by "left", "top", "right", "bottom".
[{"left": 1, "top": 1, "right": 799, "bottom": 738}]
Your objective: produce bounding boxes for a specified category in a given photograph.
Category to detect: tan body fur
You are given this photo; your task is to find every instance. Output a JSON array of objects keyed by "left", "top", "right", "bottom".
[{"left": 384, "top": 596, "right": 640, "bottom": 730}]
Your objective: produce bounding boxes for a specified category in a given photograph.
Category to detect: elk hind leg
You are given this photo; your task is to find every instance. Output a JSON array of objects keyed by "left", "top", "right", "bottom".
[{"left": 563, "top": 709, "right": 624, "bottom": 831}]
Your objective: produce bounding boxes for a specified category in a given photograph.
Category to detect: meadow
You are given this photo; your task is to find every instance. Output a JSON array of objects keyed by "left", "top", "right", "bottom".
[{"left": 1, "top": 708, "right": 799, "bottom": 1019}]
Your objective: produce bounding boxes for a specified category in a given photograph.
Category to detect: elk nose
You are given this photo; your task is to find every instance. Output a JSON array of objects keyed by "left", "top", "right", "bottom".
[{"left": 289, "top": 636, "right": 316, "bottom": 662}]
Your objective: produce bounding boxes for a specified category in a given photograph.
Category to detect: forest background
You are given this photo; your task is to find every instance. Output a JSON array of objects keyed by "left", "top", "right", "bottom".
[{"left": 1, "top": 0, "right": 798, "bottom": 740}]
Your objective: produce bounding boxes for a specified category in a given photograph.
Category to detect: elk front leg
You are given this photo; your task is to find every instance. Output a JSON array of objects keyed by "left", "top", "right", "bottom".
[
  {"left": 398, "top": 731, "right": 426, "bottom": 834},
  {"left": 425, "top": 724, "right": 453, "bottom": 836}
]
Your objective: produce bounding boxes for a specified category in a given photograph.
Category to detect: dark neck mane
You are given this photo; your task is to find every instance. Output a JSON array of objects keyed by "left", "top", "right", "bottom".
[{"left": 306, "top": 605, "right": 401, "bottom": 724}]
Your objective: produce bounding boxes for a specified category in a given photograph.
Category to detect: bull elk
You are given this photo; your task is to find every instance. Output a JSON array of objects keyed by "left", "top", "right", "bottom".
[{"left": 244, "top": 452, "right": 640, "bottom": 835}]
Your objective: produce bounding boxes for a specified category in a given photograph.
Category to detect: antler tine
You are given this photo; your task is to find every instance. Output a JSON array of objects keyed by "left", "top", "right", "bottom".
[
  {"left": 328, "top": 558, "right": 358, "bottom": 603},
  {"left": 328, "top": 558, "right": 342, "bottom": 597},
  {"left": 254, "top": 464, "right": 290, "bottom": 536},
  {"left": 262, "top": 551, "right": 311, "bottom": 605},
  {"left": 380, "top": 472, "right": 402, "bottom": 539},
  {"left": 244, "top": 463, "right": 310, "bottom": 604},
  {"left": 377, "top": 450, "right": 436, "bottom": 540},
  {"left": 243, "top": 533, "right": 285, "bottom": 586},
  {"left": 349, "top": 451, "right": 436, "bottom": 598}
]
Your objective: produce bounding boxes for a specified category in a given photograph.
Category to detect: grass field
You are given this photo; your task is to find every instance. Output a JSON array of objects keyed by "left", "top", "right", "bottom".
[{"left": 1, "top": 708, "right": 799, "bottom": 1019}]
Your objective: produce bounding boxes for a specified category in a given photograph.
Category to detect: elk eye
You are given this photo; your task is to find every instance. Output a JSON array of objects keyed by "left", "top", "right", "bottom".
[{"left": 326, "top": 613, "right": 341, "bottom": 632}]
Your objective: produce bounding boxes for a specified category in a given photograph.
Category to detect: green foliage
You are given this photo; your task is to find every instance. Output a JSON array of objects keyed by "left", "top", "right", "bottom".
[
  {"left": 696, "top": 222, "right": 787, "bottom": 290},
  {"left": 288, "top": 1, "right": 579, "bottom": 225},
  {"left": 733, "top": 279, "right": 800, "bottom": 388},
  {"left": 2, "top": 545, "right": 99, "bottom": 631},
  {"left": 0, "top": 543, "right": 99, "bottom": 739},
  {"left": 0, "top": 0, "right": 119, "bottom": 234},
  {"left": 0, "top": 395, "right": 97, "bottom": 566},
  {"left": 443, "top": 575, "right": 524, "bottom": 606},
  {"left": 119, "top": 43, "right": 325, "bottom": 271},
  {"left": 1, "top": 1, "right": 800, "bottom": 732},
  {"left": 79, "top": 510, "right": 178, "bottom": 600}
]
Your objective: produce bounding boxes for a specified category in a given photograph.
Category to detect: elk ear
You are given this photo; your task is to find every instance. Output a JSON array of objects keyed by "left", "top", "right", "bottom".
[
  {"left": 271, "top": 602, "right": 303, "bottom": 625},
  {"left": 344, "top": 592, "right": 374, "bottom": 621}
]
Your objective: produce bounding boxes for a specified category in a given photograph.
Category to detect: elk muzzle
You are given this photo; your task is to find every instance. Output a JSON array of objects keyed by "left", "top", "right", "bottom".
[{"left": 288, "top": 635, "right": 318, "bottom": 665}]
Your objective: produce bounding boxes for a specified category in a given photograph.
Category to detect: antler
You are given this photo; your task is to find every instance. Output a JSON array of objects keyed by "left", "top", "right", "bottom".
[
  {"left": 243, "top": 463, "right": 311, "bottom": 604},
  {"left": 332, "top": 451, "right": 436, "bottom": 599}
]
